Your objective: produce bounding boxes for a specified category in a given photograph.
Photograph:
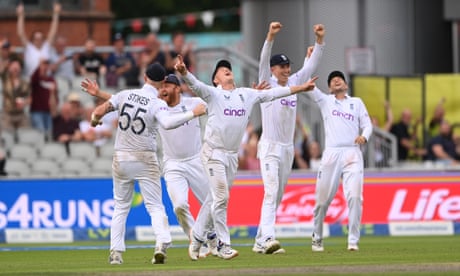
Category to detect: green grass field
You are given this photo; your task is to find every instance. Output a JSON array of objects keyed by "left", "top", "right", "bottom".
[{"left": 1, "top": 236, "right": 459, "bottom": 275}]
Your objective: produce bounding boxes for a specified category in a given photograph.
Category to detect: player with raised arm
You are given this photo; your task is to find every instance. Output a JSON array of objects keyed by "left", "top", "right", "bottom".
[
  {"left": 84, "top": 63, "right": 206, "bottom": 265},
  {"left": 254, "top": 22, "right": 325, "bottom": 255},
  {"left": 310, "top": 71, "right": 372, "bottom": 252},
  {"left": 174, "top": 55, "right": 318, "bottom": 260}
]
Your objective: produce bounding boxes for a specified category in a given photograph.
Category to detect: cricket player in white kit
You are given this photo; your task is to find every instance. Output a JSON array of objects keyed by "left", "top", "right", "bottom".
[
  {"left": 157, "top": 74, "right": 217, "bottom": 258},
  {"left": 310, "top": 71, "right": 372, "bottom": 252},
  {"left": 174, "top": 55, "right": 319, "bottom": 260},
  {"left": 84, "top": 63, "right": 206, "bottom": 265},
  {"left": 254, "top": 22, "right": 325, "bottom": 255}
]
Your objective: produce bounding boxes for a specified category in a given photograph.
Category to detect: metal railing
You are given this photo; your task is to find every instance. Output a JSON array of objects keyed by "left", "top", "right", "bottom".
[{"left": 364, "top": 126, "right": 398, "bottom": 169}]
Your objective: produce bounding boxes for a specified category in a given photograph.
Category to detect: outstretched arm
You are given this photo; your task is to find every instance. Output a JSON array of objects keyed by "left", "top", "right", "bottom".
[
  {"left": 259, "top": 22, "right": 282, "bottom": 83},
  {"left": 16, "top": 4, "right": 28, "bottom": 46},
  {"left": 46, "top": 2, "right": 61, "bottom": 44},
  {"left": 175, "top": 54, "right": 214, "bottom": 100},
  {"left": 156, "top": 103, "right": 207, "bottom": 130},
  {"left": 295, "top": 24, "right": 325, "bottom": 84},
  {"left": 81, "top": 78, "right": 112, "bottom": 101}
]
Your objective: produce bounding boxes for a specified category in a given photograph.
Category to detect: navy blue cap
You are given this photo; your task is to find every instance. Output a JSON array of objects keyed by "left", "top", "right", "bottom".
[
  {"left": 146, "top": 63, "right": 166, "bottom": 82},
  {"left": 212, "top": 59, "right": 232, "bottom": 87},
  {"left": 327, "top": 70, "right": 346, "bottom": 86},
  {"left": 165, "top": 74, "right": 180, "bottom": 86},
  {"left": 270, "top": 54, "right": 290, "bottom": 67}
]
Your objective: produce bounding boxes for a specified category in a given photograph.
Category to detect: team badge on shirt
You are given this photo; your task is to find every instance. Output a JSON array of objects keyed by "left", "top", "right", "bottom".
[{"left": 350, "top": 103, "right": 354, "bottom": 110}]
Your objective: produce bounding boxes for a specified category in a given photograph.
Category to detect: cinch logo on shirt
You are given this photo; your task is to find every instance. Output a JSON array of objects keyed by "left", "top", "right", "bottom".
[
  {"left": 280, "top": 98, "right": 297, "bottom": 107},
  {"left": 224, "top": 108, "right": 246, "bottom": 116},
  {"left": 332, "top": 109, "right": 354, "bottom": 121}
]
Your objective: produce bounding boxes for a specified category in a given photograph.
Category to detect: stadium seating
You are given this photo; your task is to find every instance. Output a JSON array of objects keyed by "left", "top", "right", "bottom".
[
  {"left": 31, "top": 159, "right": 61, "bottom": 176},
  {"left": 9, "top": 144, "right": 38, "bottom": 165},
  {"left": 5, "top": 159, "right": 30, "bottom": 177},
  {"left": 68, "top": 142, "right": 98, "bottom": 161},
  {"left": 38, "top": 142, "right": 69, "bottom": 163},
  {"left": 61, "top": 158, "right": 91, "bottom": 176}
]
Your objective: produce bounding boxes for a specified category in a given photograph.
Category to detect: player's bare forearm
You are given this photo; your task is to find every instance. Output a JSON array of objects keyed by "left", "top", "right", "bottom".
[{"left": 91, "top": 101, "right": 114, "bottom": 127}]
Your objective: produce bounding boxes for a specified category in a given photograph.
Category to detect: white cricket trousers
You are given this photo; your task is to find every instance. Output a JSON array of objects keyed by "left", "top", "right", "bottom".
[
  {"left": 110, "top": 151, "right": 171, "bottom": 252},
  {"left": 163, "top": 154, "right": 213, "bottom": 238},
  {"left": 312, "top": 146, "right": 364, "bottom": 245},
  {"left": 255, "top": 140, "right": 294, "bottom": 244},
  {"left": 199, "top": 142, "right": 238, "bottom": 245}
]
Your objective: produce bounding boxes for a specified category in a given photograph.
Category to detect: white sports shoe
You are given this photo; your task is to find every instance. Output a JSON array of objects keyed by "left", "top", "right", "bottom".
[
  {"left": 152, "top": 242, "right": 170, "bottom": 264},
  {"left": 217, "top": 243, "right": 239, "bottom": 260},
  {"left": 109, "top": 250, "right": 123, "bottom": 265},
  {"left": 188, "top": 236, "right": 203, "bottom": 261},
  {"left": 347, "top": 244, "right": 359, "bottom": 251},
  {"left": 312, "top": 239, "right": 324, "bottom": 252},
  {"left": 207, "top": 232, "right": 219, "bottom": 256},
  {"left": 252, "top": 238, "right": 283, "bottom": 254},
  {"left": 199, "top": 232, "right": 219, "bottom": 258}
]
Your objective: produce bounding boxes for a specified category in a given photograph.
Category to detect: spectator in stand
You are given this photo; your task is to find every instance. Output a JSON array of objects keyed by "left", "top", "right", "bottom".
[
  {"left": 16, "top": 2, "right": 61, "bottom": 78},
  {"left": 428, "top": 97, "right": 446, "bottom": 139},
  {"left": 105, "top": 33, "right": 138, "bottom": 88},
  {"left": 80, "top": 104, "right": 113, "bottom": 151},
  {"left": 51, "top": 100, "right": 83, "bottom": 152},
  {"left": 137, "top": 33, "right": 172, "bottom": 84},
  {"left": 168, "top": 31, "right": 196, "bottom": 74},
  {"left": 1, "top": 39, "right": 21, "bottom": 77},
  {"left": 371, "top": 100, "right": 393, "bottom": 132},
  {"left": 390, "top": 108, "right": 425, "bottom": 161},
  {"left": 29, "top": 58, "right": 57, "bottom": 135},
  {"left": 239, "top": 127, "right": 262, "bottom": 171},
  {"left": 1, "top": 59, "right": 30, "bottom": 131},
  {"left": 425, "top": 120, "right": 460, "bottom": 166},
  {"left": 144, "top": 33, "right": 169, "bottom": 67},
  {"left": 77, "top": 39, "right": 106, "bottom": 80},
  {"left": 292, "top": 117, "right": 322, "bottom": 170},
  {"left": 50, "top": 36, "right": 76, "bottom": 86}
]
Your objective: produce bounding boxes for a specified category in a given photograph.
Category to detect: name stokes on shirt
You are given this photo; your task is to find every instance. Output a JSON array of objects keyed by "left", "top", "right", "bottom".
[{"left": 128, "top": 93, "right": 150, "bottom": 105}]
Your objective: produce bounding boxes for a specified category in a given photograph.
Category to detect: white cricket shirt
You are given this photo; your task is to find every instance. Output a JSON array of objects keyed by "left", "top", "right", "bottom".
[
  {"left": 109, "top": 84, "right": 194, "bottom": 152},
  {"left": 310, "top": 87, "right": 373, "bottom": 148},
  {"left": 182, "top": 72, "right": 292, "bottom": 152},
  {"left": 158, "top": 96, "right": 206, "bottom": 161},
  {"left": 258, "top": 41, "right": 324, "bottom": 144}
]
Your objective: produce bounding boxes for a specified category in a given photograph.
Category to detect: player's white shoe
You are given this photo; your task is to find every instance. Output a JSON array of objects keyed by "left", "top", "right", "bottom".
[
  {"left": 312, "top": 239, "right": 324, "bottom": 252},
  {"left": 188, "top": 236, "right": 203, "bottom": 261},
  {"left": 198, "top": 233, "right": 218, "bottom": 258},
  {"left": 217, "top": 243, "right": 239, "bottom": 260},
  {"left": 207, "top": 232, "right": 219, "bottom": 256},
  {"left": 152, "top": 242, "right": 170, "bottom": 264},
  {"left": 109, "top": 250, "right": 123, "bottom": 265},
  {"left": 252, "top": 238, "right": 283, "bottom": 254},
  {"left": 347, "top": 244, "right": 359, "bottom": 251}
]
